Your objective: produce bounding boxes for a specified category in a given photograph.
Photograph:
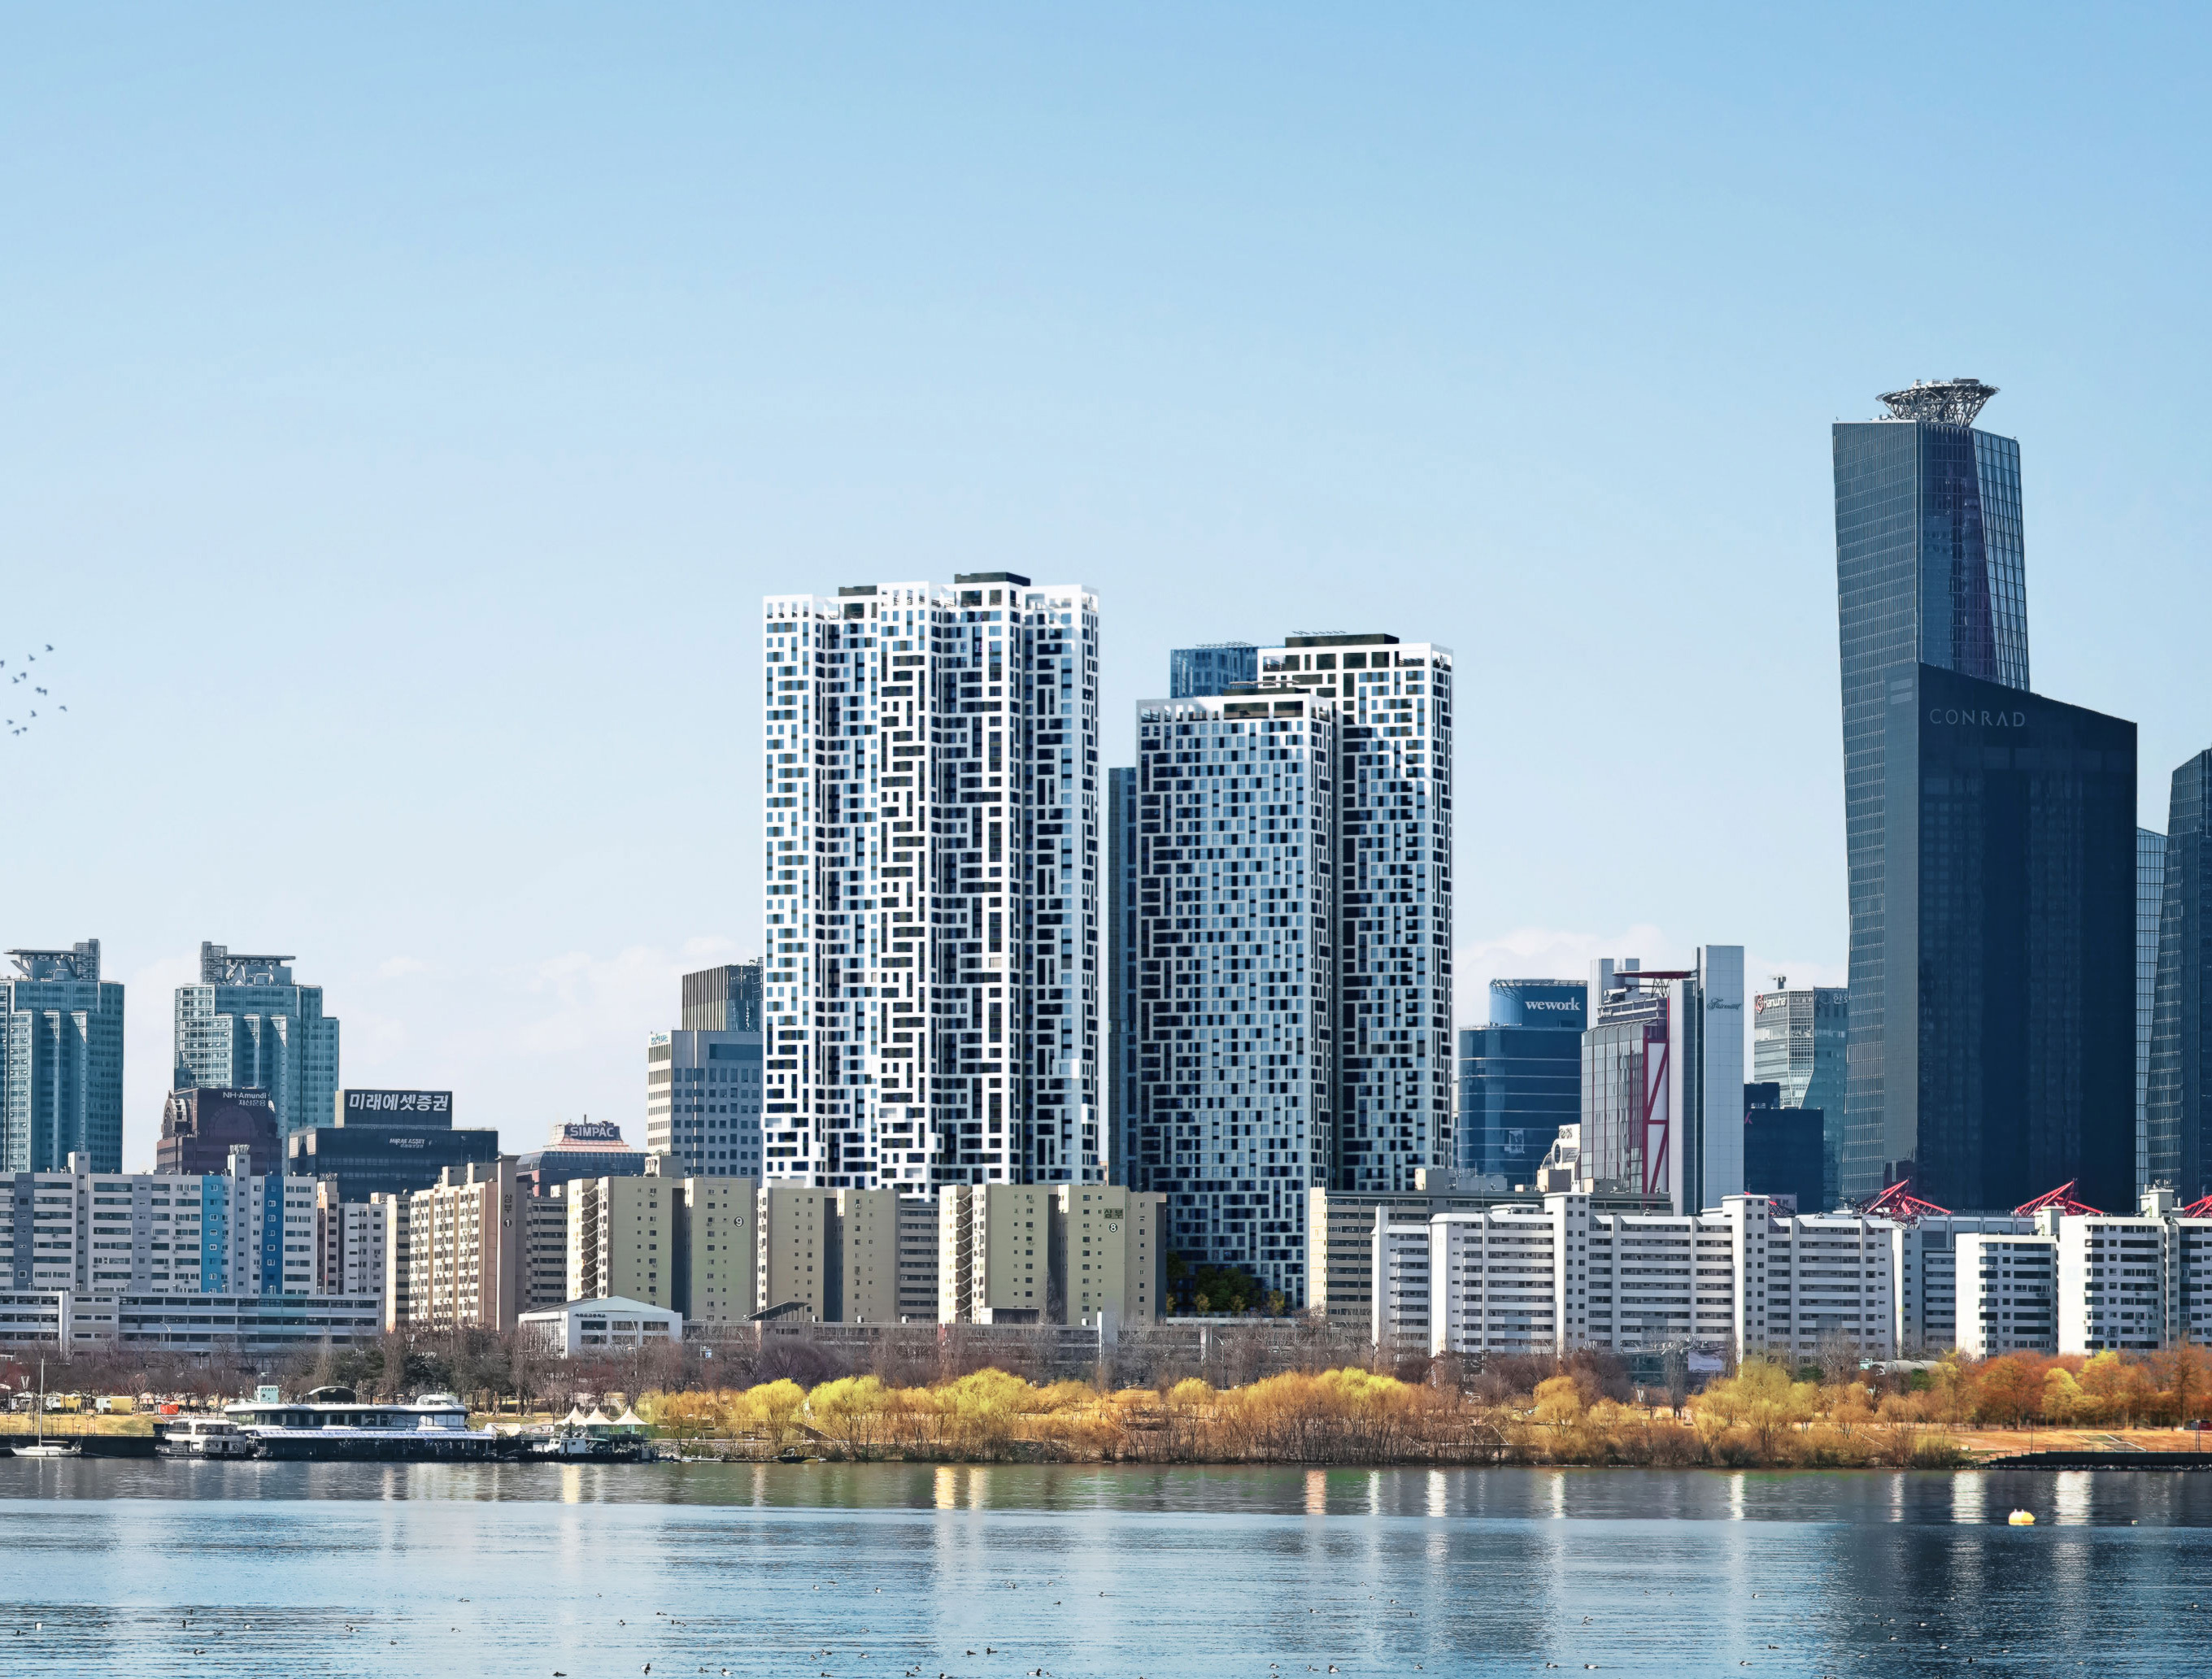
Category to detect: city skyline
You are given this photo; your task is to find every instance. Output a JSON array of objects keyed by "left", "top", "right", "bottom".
[{"left": 7, "top": 11, "right": 2209, "bottom": 1170}]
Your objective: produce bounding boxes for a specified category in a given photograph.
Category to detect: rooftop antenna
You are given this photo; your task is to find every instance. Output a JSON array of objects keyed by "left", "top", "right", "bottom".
[{"left": 1877, "top": 377, "right": 1998, "bottom": 426}]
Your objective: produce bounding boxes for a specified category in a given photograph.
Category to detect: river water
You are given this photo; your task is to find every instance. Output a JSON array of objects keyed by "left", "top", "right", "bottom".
[{"left": 2, "top": 1459, "right": 2209, "bottom": 1675}]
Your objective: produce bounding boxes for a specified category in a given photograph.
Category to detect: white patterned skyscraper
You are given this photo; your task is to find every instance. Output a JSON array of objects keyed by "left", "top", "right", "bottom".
[
  {"left": 1126, "top": 689, "right": 1338, "bottom": 1307},
  {"left": 1258, "top": 633, "right": 1455, "bottom": 1194},
  {"left": 760, "top": 573, "right": 1100, "bottom": 1192}
]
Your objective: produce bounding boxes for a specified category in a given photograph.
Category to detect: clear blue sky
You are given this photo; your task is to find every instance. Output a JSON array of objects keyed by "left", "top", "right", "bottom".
[{"left": 5, "top": 6, "right": 2207, "bottom": 1168}]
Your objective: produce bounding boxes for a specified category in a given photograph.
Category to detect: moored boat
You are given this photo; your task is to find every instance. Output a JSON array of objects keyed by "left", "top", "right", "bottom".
[
  {"left": 156, "top": 1416, "right": 254, "bottom": 1459},
  {"left": 223, "top": 1386, "right": 501, "bottom": 1460}
]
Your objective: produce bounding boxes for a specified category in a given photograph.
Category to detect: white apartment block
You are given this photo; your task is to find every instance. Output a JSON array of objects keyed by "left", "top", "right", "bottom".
[
  {"left": 2056, "top": 1204, "right": 2174, "bottom": 1354},
  {"left": 1887, "top": 1212, "right": 2037, "bottom": 1354},
  {"left": 1372, "top": 1214, "right": 1430, "bottom": 1358},
  {"left": 1954, "top": 1233, "right": 2058, "bottom": 1355},
  {"left": 1257, "top": 633, "right": 1453, "bottom": 1193},
  {"left": 5, "top": 1151, "right": 316, "bottom": 1297},
  {"left": 761, "top": 575, "right": 1101, "bottom": 1194},
  {"left": 0, "top": 1288, "right": 381, "bottom": 1351},
  {"left": 1417, "top": 1194, "right": 1897, "bottom": 1361},
  {"left": 315, "top": 1179, "right": 385, "bottom": 1301},
  {"left": 1128, "top": 691, "right": 1336, "bottom": 1306}
]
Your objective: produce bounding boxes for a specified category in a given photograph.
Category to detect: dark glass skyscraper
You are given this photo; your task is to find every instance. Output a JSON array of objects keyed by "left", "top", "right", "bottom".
[
  {"left": 2147, "top": 750, "right": 2212, "bottom": 1201},
  {"left": 1834, "top": 381, "right": 2136, "bottom": 1211},
  {"left": 1457, "top": 979, "right": 1583, "bottom": 1184},
  {"left": 2138, "top": 827, "right": 2167, "bottom": 1194}
]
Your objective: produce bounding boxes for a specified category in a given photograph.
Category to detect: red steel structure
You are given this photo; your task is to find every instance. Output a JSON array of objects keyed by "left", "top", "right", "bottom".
[
  {"left": 2014, "top": 1181, "right": 2102, "bottom": 1217},
  {"left": 1859, "top": 1179, "right": 1951, "bottom": 1223},
  {"left": 2179, "top": 1193, "right": 2212, "bottom": 1219}
]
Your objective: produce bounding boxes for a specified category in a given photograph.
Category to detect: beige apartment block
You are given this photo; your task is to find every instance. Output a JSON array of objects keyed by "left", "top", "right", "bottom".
[
  {"left": 524, "top": 1188, "right": 571, "bottom": 1311},
  {"left": 382, "top": 1158, "right": 526, "bottom": 1333},
  {"left": 897, "top": 1194, "right": 940, "bottom": 1321},
  {"left": 837, "top": 1188, "right": 904, "bottom": 1324},
  {"left": 939, "top": 1183, "right": 1053, "bottom": 1322},
  {"left": 566, "top": 1174, "right": 678, "bottom": 1310},
  {"left": 1053, "top": 1185, "right": 1164, "bottom": 1326},
  {"left": 758, "top": 1183, "right": 835, "bottom": 1320},
  {"left": 680, "top": 1176, "right": 760, "bottom": 1324}
]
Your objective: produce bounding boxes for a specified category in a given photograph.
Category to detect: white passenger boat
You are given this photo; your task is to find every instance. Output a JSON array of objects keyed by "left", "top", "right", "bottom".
[
  {"left": 156, "top": 1416, "right": 254, "bottom": 1459},
  {"left": 222, "top": 1385, "right": 501, "bottom": 1460}
]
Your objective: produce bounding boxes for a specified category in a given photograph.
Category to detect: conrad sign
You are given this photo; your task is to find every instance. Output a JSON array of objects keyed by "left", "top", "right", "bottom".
[{"left": 1929, "top": 707, "right": 2030, "bottom": 729}]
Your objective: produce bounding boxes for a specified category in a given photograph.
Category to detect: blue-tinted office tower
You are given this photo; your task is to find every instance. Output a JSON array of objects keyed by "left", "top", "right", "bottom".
[
  {"left": 1169, "top": 644, "right": 1256, "bottom": 698},
  {"left": 1457, "top": 980, "right": 1583, "bottom": 1184},
  {"left": 2147, "top": 751, "right": 2212, "bottom": 1201},
  {"left": 1834, "top": 380, "right": 2136, "bottom": 1211},
  {"left": 2, "top": 942, "right": 124, "bottom": 1172}
]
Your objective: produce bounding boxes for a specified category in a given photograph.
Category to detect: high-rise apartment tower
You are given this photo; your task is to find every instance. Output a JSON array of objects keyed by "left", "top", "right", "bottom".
[
  {"left": 1258, "top": 633, "right": 1453, "bottom": 1192},
  {"left": 761, "top": 575, "right": 1100, "bottom": 1193},
  {"left": 1127, "top": 689, "right": 1337, "bottom": 1305}
]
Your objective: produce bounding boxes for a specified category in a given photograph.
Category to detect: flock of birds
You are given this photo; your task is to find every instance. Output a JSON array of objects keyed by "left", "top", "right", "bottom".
[{"left": 4, "top": 644, "right": 62, "bottom": 737}]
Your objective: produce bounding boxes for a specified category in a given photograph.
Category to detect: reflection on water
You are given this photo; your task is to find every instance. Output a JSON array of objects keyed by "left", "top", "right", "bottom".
[{"left": 1, "top": 1461, "right": 2209, "bottom": 1677}]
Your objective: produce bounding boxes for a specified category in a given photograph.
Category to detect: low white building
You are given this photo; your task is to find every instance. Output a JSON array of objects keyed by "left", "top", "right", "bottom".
[
  {"left": 1412, "top": 1194, "right": 1897, "bottom": 1363},
  {"left": 1371, "top": 1212, "right": 1430, "bottom": 1358},
  {"left": 2057, "top": 1204, "right": 2173, "bottom": 1354},
  {"left": 1954, "top": 1234, "right": 2058, "bottom": 1355},
  {"left": 0, "top": 1288, "right": 381, "bottom": 1351},
  {"left": 519, "top": 1294, "right": 682, "bottom": 1356},
  {"left": 1888, "top": 1213, "right": 2037, "bottom": 1355}
]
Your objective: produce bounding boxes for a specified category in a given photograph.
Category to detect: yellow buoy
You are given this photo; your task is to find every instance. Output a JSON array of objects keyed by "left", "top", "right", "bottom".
[{"left": 2008, "top": 1508, "right": 2036, "bottom": 1526}]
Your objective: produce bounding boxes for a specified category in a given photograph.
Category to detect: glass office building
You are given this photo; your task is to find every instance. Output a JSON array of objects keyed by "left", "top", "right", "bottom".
[
  {"left": 2138, "top": 828, "right": 2167, "bottom": 1194},
  {"left": 2148, "top": 751, "right": 2212, "bottom": 1201},
  {"left": 1834, "top": 381, "right": 2135, "bottom": 1211},
  {"left": 681, "top": 962, "right": 762, "bottom": 1032},
  {"left": 1752, "top": 985, "right": 1847, "bottom": 1210},
  {"left": 2, "top": 942, "right": 124, "bottom": 1173},
  {"left": 173, "top": 944, "right": 340, "bottom": 1140},
  {"left": 1169, "top": 643, "right": 1256, "bottom": 699},
  {"left": 1888, "top": 666, "right": 2136, "bottom": 1209},
  {"left": 1457, "top": 980, "right": 1583, "bottom": 1185}
]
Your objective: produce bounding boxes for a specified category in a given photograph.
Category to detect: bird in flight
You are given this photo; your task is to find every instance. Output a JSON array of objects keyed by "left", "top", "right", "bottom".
[{"left": 4, "top": 646, "right": 64, "bottom": 739}]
